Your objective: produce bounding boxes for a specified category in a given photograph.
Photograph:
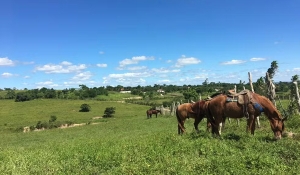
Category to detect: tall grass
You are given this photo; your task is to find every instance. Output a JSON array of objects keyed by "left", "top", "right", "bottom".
[{"left": 0, "top": 99, "right": 299, "bottom": 174}]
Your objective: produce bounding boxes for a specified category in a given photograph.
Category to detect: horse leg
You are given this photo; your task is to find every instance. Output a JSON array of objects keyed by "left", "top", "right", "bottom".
[
  {"left": 218, "top": 122, "right": 223, "bottom": 135},
  {"left": 206, "top": 119, "right": 212, "bottom": 132},
  {"left": 194, "top": 117, "right": 203, "bottom": 133},
  {"left": 246, "top": 115, "right": 256, "bottom": 135},
  {"left": 256, "top": 116, "right": 261, "bottom": 128},
  {"left": 178, "top": 121, "right": 185, "bottom": 135},
  {"left": 222, "top": 117, "right": 226, "bottom": 130}
]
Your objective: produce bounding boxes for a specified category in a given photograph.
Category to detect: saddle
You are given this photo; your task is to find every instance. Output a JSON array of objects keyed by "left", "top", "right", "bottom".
[
  {"left": 227, "top": 89, "right": 252, "bottom": 104},
  {"left": 226, "top": 89, "right": 253, "bottom": 118}
]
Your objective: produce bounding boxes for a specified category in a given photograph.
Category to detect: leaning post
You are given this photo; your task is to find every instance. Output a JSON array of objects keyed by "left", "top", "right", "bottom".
[
  {"left": 266, "top": 72, "right": 277, "bottom": 107},
  {"left": 293, "top": 81, "right": 300, "bottom": 113},
  {"left": 249, "top": 72, "right": 261, "bottom": 127}
]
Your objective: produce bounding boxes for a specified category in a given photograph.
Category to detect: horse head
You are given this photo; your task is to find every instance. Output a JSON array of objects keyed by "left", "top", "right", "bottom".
[{"left": 270, "top": 117, "right": 286, "bottom": 140}]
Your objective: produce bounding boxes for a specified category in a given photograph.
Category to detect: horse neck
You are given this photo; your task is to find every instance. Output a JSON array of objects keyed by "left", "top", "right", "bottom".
[{"left": 258, "top": 95, "right": 281, "bottom": 120}]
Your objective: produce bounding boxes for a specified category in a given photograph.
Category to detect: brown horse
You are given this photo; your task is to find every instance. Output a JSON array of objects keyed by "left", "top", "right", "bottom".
[
  {"left": 146, "top": 109, "right": 161, "bottom": 119},
  {"left": 176, "top": 100, "right": 210, "bottom": 134},
  {"left": 207, "top": 91, "right": 286, "bottom": 139}
]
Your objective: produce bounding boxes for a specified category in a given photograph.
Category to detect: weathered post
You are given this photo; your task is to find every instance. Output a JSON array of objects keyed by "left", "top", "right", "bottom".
[
  {"left": 248, "top": 72, "right": 254, "bottom": 92},
  {"left": 249, "top": 72, "right": 261, "bottom": 128},
  {"left": 170, "top": 102, "right": 175, "bottom": 116},
  {"left": 266, "top": 72, "right": 276, "bottom": 107},
  {"left": 293, "top": 81, "right": 300, "bottom": 113},
  {"left": 160, "top": 105, "right": 165, "bottom": 115}
]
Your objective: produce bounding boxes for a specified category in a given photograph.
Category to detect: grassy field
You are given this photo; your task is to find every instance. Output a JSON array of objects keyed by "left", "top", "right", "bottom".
[{"left": 0, "top": 99, "right": 300, "bottom": 174}]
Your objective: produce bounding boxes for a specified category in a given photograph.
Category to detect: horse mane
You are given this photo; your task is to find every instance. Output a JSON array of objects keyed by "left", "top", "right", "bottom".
[{"left": 254, "top": 93, "right": 282, "bottom": 119}]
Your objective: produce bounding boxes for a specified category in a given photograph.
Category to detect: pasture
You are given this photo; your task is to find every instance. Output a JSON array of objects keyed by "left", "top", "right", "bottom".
[{"left": 1, "top": 99, "right": 300, "bottom": 174}]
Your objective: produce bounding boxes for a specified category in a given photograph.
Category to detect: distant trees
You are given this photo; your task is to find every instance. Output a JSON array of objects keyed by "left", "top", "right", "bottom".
[{"left": 7, "top": 85, "right": 109, "bottom": 102}]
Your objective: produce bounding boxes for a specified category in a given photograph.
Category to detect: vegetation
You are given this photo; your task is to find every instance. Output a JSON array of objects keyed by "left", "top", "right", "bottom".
[
  {"left": 103, "top": 107, "right": 116, "bottom": 118},
  {"left": 0, "top": 99, "right": 299, "bottom": 174},
  {"left": 79, "top": 103, "right": 91, "bottom": 112},
  {"left": 0, "top": 61, "right": 299, "bottom": 174}
]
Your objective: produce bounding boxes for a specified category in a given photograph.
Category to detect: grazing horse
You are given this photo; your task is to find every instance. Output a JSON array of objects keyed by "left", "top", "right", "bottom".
[
  {"left": 146, "top": 109, "right": 161, "bottom": 119},
  {"left": 176, "top": 100, "right": 210, "bottom": 134},
  {"left": 207, "top": 90, "right": 286, "bottom": 140}
]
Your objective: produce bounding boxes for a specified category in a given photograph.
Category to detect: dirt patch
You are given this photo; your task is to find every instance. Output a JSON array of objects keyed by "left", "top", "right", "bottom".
[
  {"left": 92, "top": 116, "right": 103, "bottom": 119},
  {"left": 23, "top": 122, "right": 101, "bottom": 132},
  {"left": 282, "top": 131, "right": 296, "bottom": 138}
]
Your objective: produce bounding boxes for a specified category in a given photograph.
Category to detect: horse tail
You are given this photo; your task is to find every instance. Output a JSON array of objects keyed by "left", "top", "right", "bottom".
[
  {"left": 206, "top": 102, "right": 218, "bottom": 129},
  {"left": 176, "top": 108, "right": 185, "bottom": 133}
]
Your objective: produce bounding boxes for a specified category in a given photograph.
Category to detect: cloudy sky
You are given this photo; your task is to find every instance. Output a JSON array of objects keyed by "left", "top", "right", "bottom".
[{"left": 1, "top": 0, "right": 300, "bottom": 89}]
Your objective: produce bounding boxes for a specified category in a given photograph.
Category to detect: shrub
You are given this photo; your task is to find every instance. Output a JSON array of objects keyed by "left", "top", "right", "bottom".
[
  {"left": 49, "top": 115, "right": 57, "bottom": 122},
  {"left": 79, "top": 103, "right": 91, "bottom": 112},
  {"left": 36, "top": 121, "right": 43, "bottom": 129},
  {"left": 103, "top": 107, "right": 116, "bottom": 118},
  {"left": 29, "top": 125, "right": 35, "bottom": 131}
]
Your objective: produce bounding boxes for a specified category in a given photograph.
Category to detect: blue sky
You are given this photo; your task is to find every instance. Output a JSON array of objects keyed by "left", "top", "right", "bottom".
[{"left": 1, "top": 0, "right": 300, "bottom": 89}]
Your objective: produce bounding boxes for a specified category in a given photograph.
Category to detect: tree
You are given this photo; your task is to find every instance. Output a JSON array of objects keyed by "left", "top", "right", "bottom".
[
  {"left": 267, "top": 61, "right": 278, "bottom": 79},
  {"left": 5, "top": 90, "right": 16, "bottom": 99},
  {"left": 183, "top": 89, "right": 198, "bottom": 101},
  {"left": 79, "top": 104, "right": 91, "bottom": 112},
  {"left": 254, "top": 77, "right": 266, "bottom": 95},
  {"left": 103, "top": 107, "right": 116, "bottom": 118},
  {"left": 15, "top": 92, "right": 31, "bottom": 102}
]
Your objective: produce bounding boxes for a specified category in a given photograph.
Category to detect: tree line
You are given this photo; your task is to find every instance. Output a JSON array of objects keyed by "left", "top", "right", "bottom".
[{"left": 0, "top": 80, "right": 297, "bottom": 102}]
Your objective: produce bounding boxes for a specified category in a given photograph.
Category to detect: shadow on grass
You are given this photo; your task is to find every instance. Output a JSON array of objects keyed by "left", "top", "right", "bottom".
[
  {"left": 187, "top": 130, "right": 213, "bottom": 140},
  {"left": 223, "top": 133, "right": 241, "bottom": 141}
]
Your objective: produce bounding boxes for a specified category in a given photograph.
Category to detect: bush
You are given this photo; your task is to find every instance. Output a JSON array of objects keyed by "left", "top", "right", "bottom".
[
  {"left": 103, "top": 107, "right": 116, "bottom": 118},
  {"left": 79, "top": 103, "right": 91, "bottom": 112},
  {"left": 49, "top": 115, "right": 57, "bottom": 122}
]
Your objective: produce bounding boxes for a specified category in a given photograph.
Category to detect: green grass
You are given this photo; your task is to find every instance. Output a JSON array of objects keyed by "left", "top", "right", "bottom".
[{"left": 0, "top": 99, "right": 300, "bottom": 174}]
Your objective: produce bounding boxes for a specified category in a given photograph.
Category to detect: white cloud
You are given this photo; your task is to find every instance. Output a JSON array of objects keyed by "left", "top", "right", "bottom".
[
  {"left": 221, "top": 59, "right": 246, "bottom": 65},
  {"left": 72, "top": 71, "right": 92, "bottom": 80},
  {"left": 128, "top": 66, "right": 147, "bottom": 71},
  {"left": 24, "top": 76, "right": 30, "bottom": 79},
  {"left": 108, "top": 72, "right": 150, "bottom": 78},
  {"left": 152, "top": 68, "right": 180, "bottom": 73},
  {"left": 99, "top": 51, "right": 105, "bottom": 54},
  {"left": 36, "top": 62, "right": 87, "bottom": 73},
  {"left": 293, "top": 68, "right": 300, "bottom": 71},
  {"left": 96, "top": 63, "right": 107, "bottom": 68},
  {"left": 157, "top": 79, "right": 171, "bottom": 84},
  {"left": 250, "top": 57, "right": 266, "bottom": 61},
  {"left": 119, "top": 56, "right": 154, "bottom": 68},
  {"left": 61, "top": 61, "right": 72, "bottom": 66},
  {"left": 1, "top": 72, "right": 13, "bottom": 78},
  {"left": 0, "top": 57, "right": 14, "bottom": 66},
  {"left": 175, "top": 56, "right": 201, "bottom": 67},
  {"left": 23, "top": 61, "right": 35, "bottom": 65}
]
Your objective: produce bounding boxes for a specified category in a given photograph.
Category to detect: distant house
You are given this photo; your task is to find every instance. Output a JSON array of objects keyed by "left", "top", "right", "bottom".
[
  {"left": 157, "top": 89, "right": 165, "bottom": 93},
  {"left": 120, "top": 90, "right": 131, "bottom": 94}
]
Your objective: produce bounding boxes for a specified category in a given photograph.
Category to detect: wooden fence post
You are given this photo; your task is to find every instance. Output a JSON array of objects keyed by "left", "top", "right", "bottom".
[
  {"left": 293, "top": 81, "right": 300, "bottom": 113},
  {"left": 266, "top": 72, "right": 277, "bottom": 107}
]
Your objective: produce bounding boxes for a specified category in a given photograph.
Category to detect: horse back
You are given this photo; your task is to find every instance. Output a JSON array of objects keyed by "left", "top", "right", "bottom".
[{"left": 176, "top": 103, "right": 196, "bottom": 119}]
